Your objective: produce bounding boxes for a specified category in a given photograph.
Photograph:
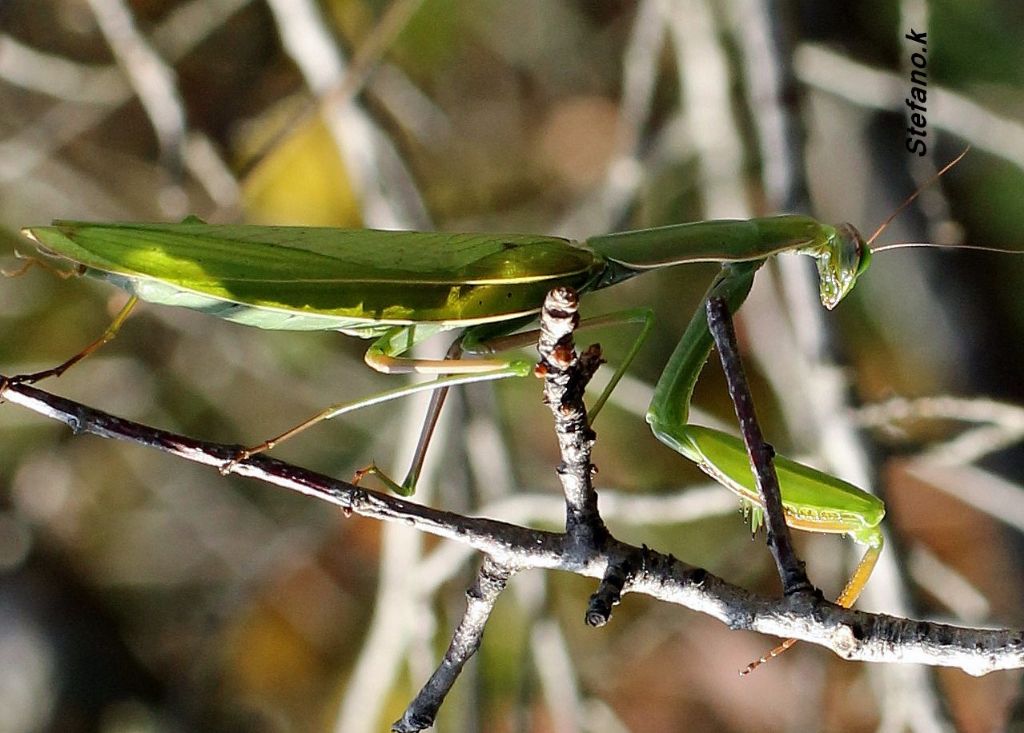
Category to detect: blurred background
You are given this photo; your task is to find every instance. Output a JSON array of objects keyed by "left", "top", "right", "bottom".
[{"left": 2, "top": 1, "right": 1024, "bottom": 731}]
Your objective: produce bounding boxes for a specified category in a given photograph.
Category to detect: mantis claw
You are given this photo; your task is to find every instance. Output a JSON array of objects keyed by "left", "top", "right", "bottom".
[
  {"left": 0, "top": 370, "right": 52, "bottom": 399},
  {"left": 220, "top": 435, "right": 281, "bottom": 474},
  {"left": 219, "top": 448, "right": 253, "bottom": 475},
  {"left": 351, "top": 464, "right": 377, "bottom": 485},
  {"left": 352, "top": 463, "right": 414, "bottom": 496}
]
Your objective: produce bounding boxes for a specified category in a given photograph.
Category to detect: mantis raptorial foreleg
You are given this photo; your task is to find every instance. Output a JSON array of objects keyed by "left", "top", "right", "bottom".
[{"left": 644, "top": 261, "right": 884, "bottom": 671}]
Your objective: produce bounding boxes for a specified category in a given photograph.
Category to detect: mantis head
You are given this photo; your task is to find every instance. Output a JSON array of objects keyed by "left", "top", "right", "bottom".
[{"left": 815, "top": 222, "right": 871, "bottom": 310}]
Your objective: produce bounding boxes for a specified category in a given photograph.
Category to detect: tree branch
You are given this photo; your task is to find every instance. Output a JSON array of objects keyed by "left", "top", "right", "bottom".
[{"left": 2, "top": 353, "right": 1024, "bottom": 688}]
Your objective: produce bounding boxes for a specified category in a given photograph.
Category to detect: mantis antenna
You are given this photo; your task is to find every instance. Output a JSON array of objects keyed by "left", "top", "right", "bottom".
[
  {"left": 871, "top": 241, "right": 1024, "bottom": 255},
  {"left": 865, "top": 147, "right": 969, "bottom": 248},
  {"left": 866, "top": 147, "right": 1023, "bottom": 257}
]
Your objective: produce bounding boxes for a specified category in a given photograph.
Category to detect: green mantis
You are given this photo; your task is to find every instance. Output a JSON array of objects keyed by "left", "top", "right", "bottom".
[{"left": 9, "top": 211, "right": 887, "bottom": 670}]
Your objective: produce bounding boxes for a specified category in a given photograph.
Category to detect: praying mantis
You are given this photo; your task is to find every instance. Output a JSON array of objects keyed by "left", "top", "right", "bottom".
[
  {"left": 14, "top": 164, "right": 1004, "bottom": 669},
  {"left": 8, "top": 213, "right": 883, "bottom": 638}
]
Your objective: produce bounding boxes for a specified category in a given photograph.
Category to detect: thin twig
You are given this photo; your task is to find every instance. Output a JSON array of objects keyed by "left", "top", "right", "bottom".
[
  {"left": 393, "top": 557, "right": 513, "bottom": 733},
  {"left": 536, "top": 287, "right": 609, "bottom": 548},
  {"left": 0, "top": 33, "right": 125, "bottom": 104},
  {"left": 240, "top": 0, "right": 426, "bottom": 182},
  {"left": 334, "top": 390, "right": 442, "bottom": 733},
  {"left": 706, "top": 296, "right": 811, "bottom": 596},
  {"left": 529, "top": 617, "right": 586, "bottom": 733},
  {"left": 587, "top": 548, "right": 640, "bottom": 627},
  {"left": 0, "top": 0, "right": 251, "bottom": 186},
  {"left": 904, "top": 461, "right": 1024, "bottom": 537},
  {"left": 555, "top": 0, "right": 664, "bottom": 237},
  {"left": 856, "top": 395, "right": 1024, "bottom": 466},
  {"left": 667, "top": 0, "right": 749, "bottom": 219},
  {"left": 410, "top": 484, "right": 739, "bottom": 614}
]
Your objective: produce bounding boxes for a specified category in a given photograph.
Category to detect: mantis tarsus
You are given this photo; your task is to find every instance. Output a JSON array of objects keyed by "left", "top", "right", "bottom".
[{"left": 11, "top": 167, "right": 1000, "bottom": 670}]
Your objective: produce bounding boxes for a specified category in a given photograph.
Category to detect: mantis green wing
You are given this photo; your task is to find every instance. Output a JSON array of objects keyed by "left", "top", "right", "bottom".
[{"left": 24, "top": 221, "right": 606, "bottom": 334}]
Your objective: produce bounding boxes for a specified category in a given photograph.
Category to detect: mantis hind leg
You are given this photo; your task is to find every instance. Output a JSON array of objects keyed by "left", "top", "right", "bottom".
[
  {"left": 1, "top": 294, "right": 138, "bottom": 396},
  {"left": 242, "top": 306, "right": 657, "bottom": 494},
  {"left": 361, "top": 337, "right": 467, "bottom": 495},
  {"left": 224, "top": 325, "right": 532, "bottom": 490}
]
